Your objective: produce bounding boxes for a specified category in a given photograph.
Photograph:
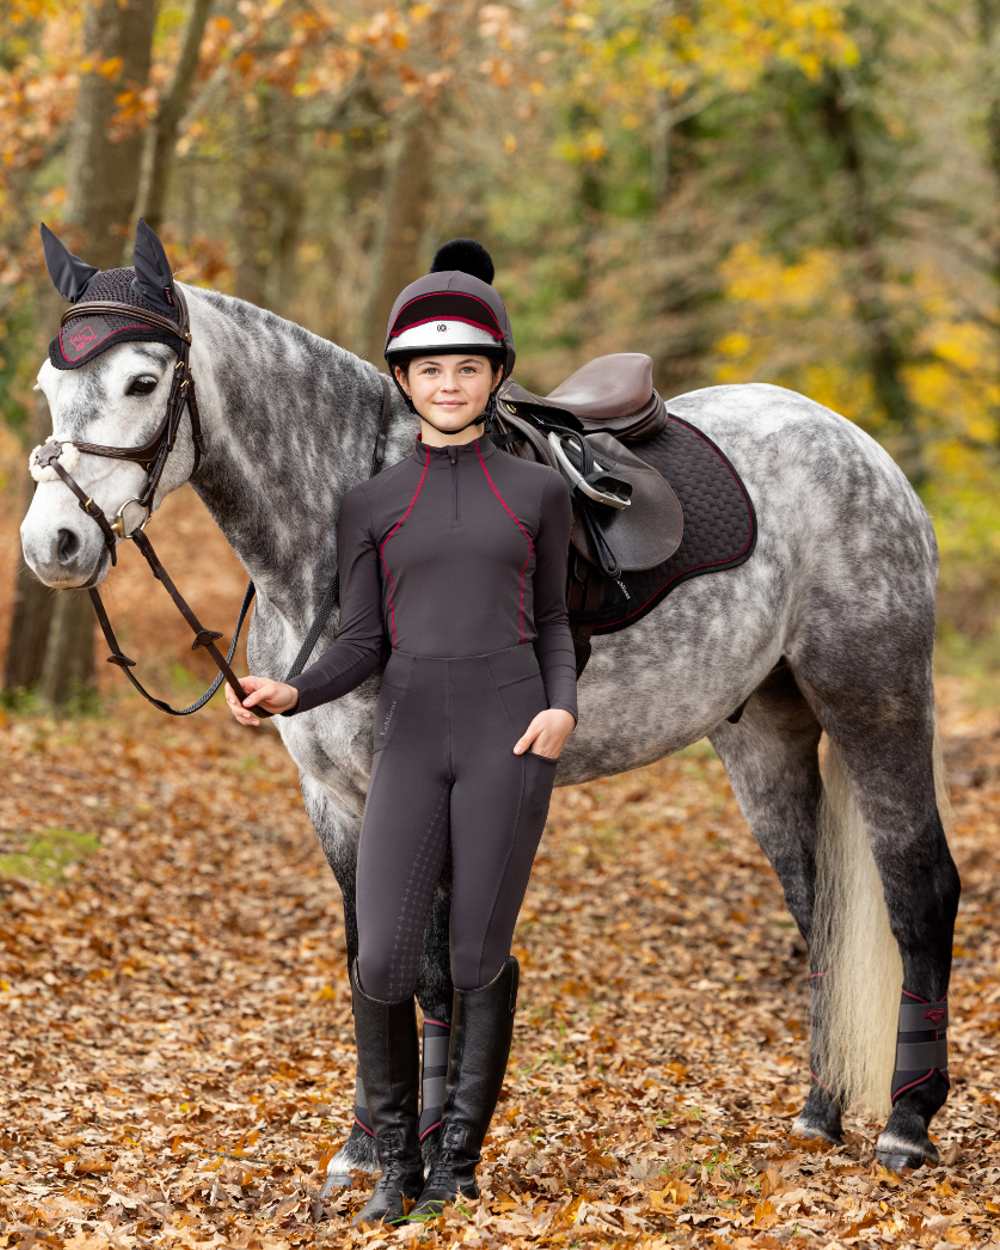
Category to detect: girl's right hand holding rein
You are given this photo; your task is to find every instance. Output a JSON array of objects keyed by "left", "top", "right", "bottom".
[{"left": 225, "top": 675, "right": 300, "bottom": 725}]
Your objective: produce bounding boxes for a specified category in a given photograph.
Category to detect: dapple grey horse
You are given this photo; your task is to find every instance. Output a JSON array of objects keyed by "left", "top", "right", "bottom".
[{"left": 21, "top": 267, "right": 959, "bottom": 1178}]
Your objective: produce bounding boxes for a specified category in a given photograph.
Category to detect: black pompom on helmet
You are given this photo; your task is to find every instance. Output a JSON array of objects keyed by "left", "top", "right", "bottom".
[{"left": 384, "top": 238, "right": 515, "bottom": 431}]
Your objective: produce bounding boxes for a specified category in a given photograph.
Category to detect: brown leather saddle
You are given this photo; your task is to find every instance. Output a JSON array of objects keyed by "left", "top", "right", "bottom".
[{"left": 495, "top": 352, "right": 759, "bottom": 716}]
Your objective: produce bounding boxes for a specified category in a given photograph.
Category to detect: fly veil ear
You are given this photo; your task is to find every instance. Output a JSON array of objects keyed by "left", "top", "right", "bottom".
[
  {"left": 41, "top": 218, "right": 185, "bottom": 370},
  {"left": 131, "top": 216, "right": 180, "bottom": 318},
  {"left": 40, "top": 222, "right": 99, "bottom": 302}
]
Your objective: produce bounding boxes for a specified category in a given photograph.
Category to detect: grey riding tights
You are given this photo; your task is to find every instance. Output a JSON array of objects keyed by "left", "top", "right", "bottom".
[{"left": 356, "top": 641, "right": 560, "bottom": 999}]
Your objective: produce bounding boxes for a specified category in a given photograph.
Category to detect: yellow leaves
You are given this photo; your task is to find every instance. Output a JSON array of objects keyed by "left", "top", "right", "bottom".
[
  {"left": 580, "top": 128, "right": 606, "bottom": 160},
  {"left": 503, "top": 132, "right": 517, "bottom": 154},
  {"left": 660, "top": 0, "right": 858, "bottom": 93},
  {"left": 97, "top": 56, "right": 123, "bottom": 79},
  {"left": 932, "top": 323, "right": 986, "bottom": 372},
  {"left": 720, "top": 239, "right": 838, "bottom": 310},
  {"left": 556, "top": 127, "right": 607, "bottom": 164},
  {"left": 649, "top": 1177, "right": 693, "bottom": 1209},
  {"left": 716, "top": 331, "right": 751, "bottom": 359},
  {"left": 753, "top": 1197, "right": 778, "bottom": 1226}
]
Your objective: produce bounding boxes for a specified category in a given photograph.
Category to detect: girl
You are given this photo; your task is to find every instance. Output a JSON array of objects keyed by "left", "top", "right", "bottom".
[{"left": 226, "top": 239, "right": 578, "bottom": 1225}]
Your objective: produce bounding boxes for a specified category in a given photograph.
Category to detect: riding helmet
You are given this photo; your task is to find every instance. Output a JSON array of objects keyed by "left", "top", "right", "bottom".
[{"left": 384, "top": 239, "right": 515, "bottom": 429}]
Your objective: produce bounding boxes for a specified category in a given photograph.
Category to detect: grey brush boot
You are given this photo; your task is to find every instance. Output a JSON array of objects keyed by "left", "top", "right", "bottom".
[
  {"left": 409, "top": 956, "right": 519, "bottom": 1219},
  {"left": 349, "top": 958, "right": 425, "bottom": 1226}
]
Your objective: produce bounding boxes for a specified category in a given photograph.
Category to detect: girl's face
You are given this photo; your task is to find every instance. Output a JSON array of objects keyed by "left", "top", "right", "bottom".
[{"left": 394, "top": 355, "right": 502, "bottom": 430}]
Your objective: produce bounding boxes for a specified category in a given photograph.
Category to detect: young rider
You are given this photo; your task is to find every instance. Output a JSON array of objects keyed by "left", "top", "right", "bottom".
[{"left": 226, "top": 239, "right": 578, "bottom": 1224}]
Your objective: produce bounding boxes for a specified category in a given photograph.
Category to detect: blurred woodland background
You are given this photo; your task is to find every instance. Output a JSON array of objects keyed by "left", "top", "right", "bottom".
[{"left": 0, "top": 0, "right": 996, "bottom": 705}]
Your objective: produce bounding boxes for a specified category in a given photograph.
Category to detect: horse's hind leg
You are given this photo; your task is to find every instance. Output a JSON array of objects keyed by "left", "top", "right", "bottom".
[
  {"left": 789, "top": 629, "right": 960, "bottom": 1170},
  {"left": 709, "top": 662, "right": 844, "bottom": 1143}
]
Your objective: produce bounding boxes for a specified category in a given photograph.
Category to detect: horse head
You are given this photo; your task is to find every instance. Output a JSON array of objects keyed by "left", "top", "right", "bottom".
[{"left": 22, "top": 218, "right": 201, "bottom": 589}]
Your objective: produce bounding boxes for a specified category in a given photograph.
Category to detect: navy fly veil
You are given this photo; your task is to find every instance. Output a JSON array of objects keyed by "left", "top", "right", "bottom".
[{"left": 41, "top": 221, "right": 184, "bottom": 369}]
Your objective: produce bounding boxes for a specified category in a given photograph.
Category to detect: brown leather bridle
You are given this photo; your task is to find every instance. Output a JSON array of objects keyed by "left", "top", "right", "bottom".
[{"left": 29, "top": 286, "right": 393, "bottom": 716}]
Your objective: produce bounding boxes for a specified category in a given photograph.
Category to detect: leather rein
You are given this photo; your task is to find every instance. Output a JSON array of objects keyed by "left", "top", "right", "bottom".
[{"left": 29, "top": 288, "right": 394, "bottom": 717}]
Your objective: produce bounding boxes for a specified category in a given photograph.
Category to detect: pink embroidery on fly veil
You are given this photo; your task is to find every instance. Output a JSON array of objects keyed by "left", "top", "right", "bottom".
[{"left": 60, "top": 319, "right": 152, "bottom": 360}]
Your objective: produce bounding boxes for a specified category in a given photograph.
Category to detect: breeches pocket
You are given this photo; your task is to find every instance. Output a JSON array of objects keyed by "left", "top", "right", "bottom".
[{"left": 487, "top": 647, "right": 558, "bottom": 764}]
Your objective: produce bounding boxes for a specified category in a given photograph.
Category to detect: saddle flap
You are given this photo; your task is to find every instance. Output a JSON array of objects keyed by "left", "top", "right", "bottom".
[
  {"left": 496, "top": 414, "right": 684, "bottom": 573},
  {"left": 569, "top": 430, "right": 684, "bottom": 571}
]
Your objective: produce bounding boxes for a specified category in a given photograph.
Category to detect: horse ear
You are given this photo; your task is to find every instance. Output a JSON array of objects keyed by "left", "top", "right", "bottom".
[
  {"left": 39, "top": 222, "right": 99, "bottom": 302},
  {"left": 131, "top": 217, "right": 177, "bottom": 314}
]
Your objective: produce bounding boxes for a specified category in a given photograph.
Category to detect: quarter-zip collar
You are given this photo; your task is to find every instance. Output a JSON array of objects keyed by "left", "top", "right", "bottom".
[{"left": 411, "top": 429, "right": 497, "bottom": 465}]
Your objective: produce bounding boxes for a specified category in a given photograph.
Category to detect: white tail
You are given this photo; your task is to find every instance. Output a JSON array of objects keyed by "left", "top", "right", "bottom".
[{"left": 811, "top": 713, "right": 952, "bottom": 1119}]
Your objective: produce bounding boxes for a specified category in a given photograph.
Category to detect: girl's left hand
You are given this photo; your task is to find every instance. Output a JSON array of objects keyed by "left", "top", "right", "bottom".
[{"left": 514, "top": 708, "right": 575, "bottom": 762}]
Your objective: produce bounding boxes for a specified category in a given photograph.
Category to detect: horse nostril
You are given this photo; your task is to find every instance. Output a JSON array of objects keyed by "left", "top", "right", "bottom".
[{"left": 56, "top": 527, "right": 81, "bottom": 564}]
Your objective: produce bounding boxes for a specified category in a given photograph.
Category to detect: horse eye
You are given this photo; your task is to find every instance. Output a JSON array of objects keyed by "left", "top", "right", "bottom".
[{"left": 128, "top": 375, "right": 159, "bottom": 396}]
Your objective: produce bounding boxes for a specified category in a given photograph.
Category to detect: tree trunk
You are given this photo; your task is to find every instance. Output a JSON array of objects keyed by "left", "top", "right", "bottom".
[
  {"left": 7, "top": 0, "right": 158, "bottom": 710},
  {"left": 134, "top": 0, "right": 215, "bottom": 234},
  {"left": 975, "top": 0, "right": 999, "bottom": 445},
  {"left": 65, "top": 0, "right": 159, "bottom": 268},
  {"left": 233, "top": 86, "right": 304, "bottom": 317},
  {"left": 817, "top": 66, "right": 925, "bottom": 487},
  {"left": 360, "top": 107, "right": 439, "bottom": 368}
]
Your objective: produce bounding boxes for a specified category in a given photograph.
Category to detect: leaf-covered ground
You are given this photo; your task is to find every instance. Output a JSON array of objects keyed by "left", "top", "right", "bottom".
[{"left": 0, "top": 669, "right": 996, "bottom": 1249}]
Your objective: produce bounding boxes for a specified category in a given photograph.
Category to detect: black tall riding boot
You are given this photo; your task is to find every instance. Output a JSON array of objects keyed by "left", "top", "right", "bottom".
[
  {"left": 349, "top": 957, "right": 425, "bottom": 1226},
  {"left": 410, "top": 955, "right": 519, "bottom": 1219}
]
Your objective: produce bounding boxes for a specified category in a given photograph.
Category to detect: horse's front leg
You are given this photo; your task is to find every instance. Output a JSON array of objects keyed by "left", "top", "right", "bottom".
[{"left": 414, "top": 875, "right": 456, "bottom": 1163}]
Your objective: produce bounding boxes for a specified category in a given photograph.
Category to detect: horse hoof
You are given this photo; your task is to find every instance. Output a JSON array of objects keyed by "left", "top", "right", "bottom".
[
  {"left": 321, "top": 1124, "right": 380, "bottom": 1194},
  {"left": 791, "top": 1113, "right": 842, "bottom": 1144},
  {"left": 875, "top": 1130, "right": 939, "bottom": 1172}
]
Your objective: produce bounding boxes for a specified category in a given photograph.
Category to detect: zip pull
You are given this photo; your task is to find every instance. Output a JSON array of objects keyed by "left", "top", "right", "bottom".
[{"left": 447, "top": 444, "right": 458, "bottom": 520}]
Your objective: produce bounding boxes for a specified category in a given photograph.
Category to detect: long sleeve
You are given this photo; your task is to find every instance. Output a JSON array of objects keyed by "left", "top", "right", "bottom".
[
  {"left": 531, "top": 470, "right": 579, "bottom": 726},
  {"left": 279, "top": 481, "right": 387, "bottom": 717}
]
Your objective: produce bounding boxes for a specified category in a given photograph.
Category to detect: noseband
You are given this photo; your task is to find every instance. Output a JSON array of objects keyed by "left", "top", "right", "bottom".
[
  {"left": 29, "top": 287, "right": 393, "bottom": 717},
  {"left": 32, "top": 286, "right": 204, "bottom": 567}
]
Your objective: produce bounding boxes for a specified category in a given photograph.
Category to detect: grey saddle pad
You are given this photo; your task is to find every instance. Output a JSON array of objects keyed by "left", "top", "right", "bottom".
[{"left": 572, "top": 408, "right": 757, "bottom": 636}]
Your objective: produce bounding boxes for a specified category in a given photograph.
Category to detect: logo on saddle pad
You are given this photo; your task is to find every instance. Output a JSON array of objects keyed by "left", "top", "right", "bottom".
[{"left": 380, "top": 698, "right": 397, "bottom": 737}]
